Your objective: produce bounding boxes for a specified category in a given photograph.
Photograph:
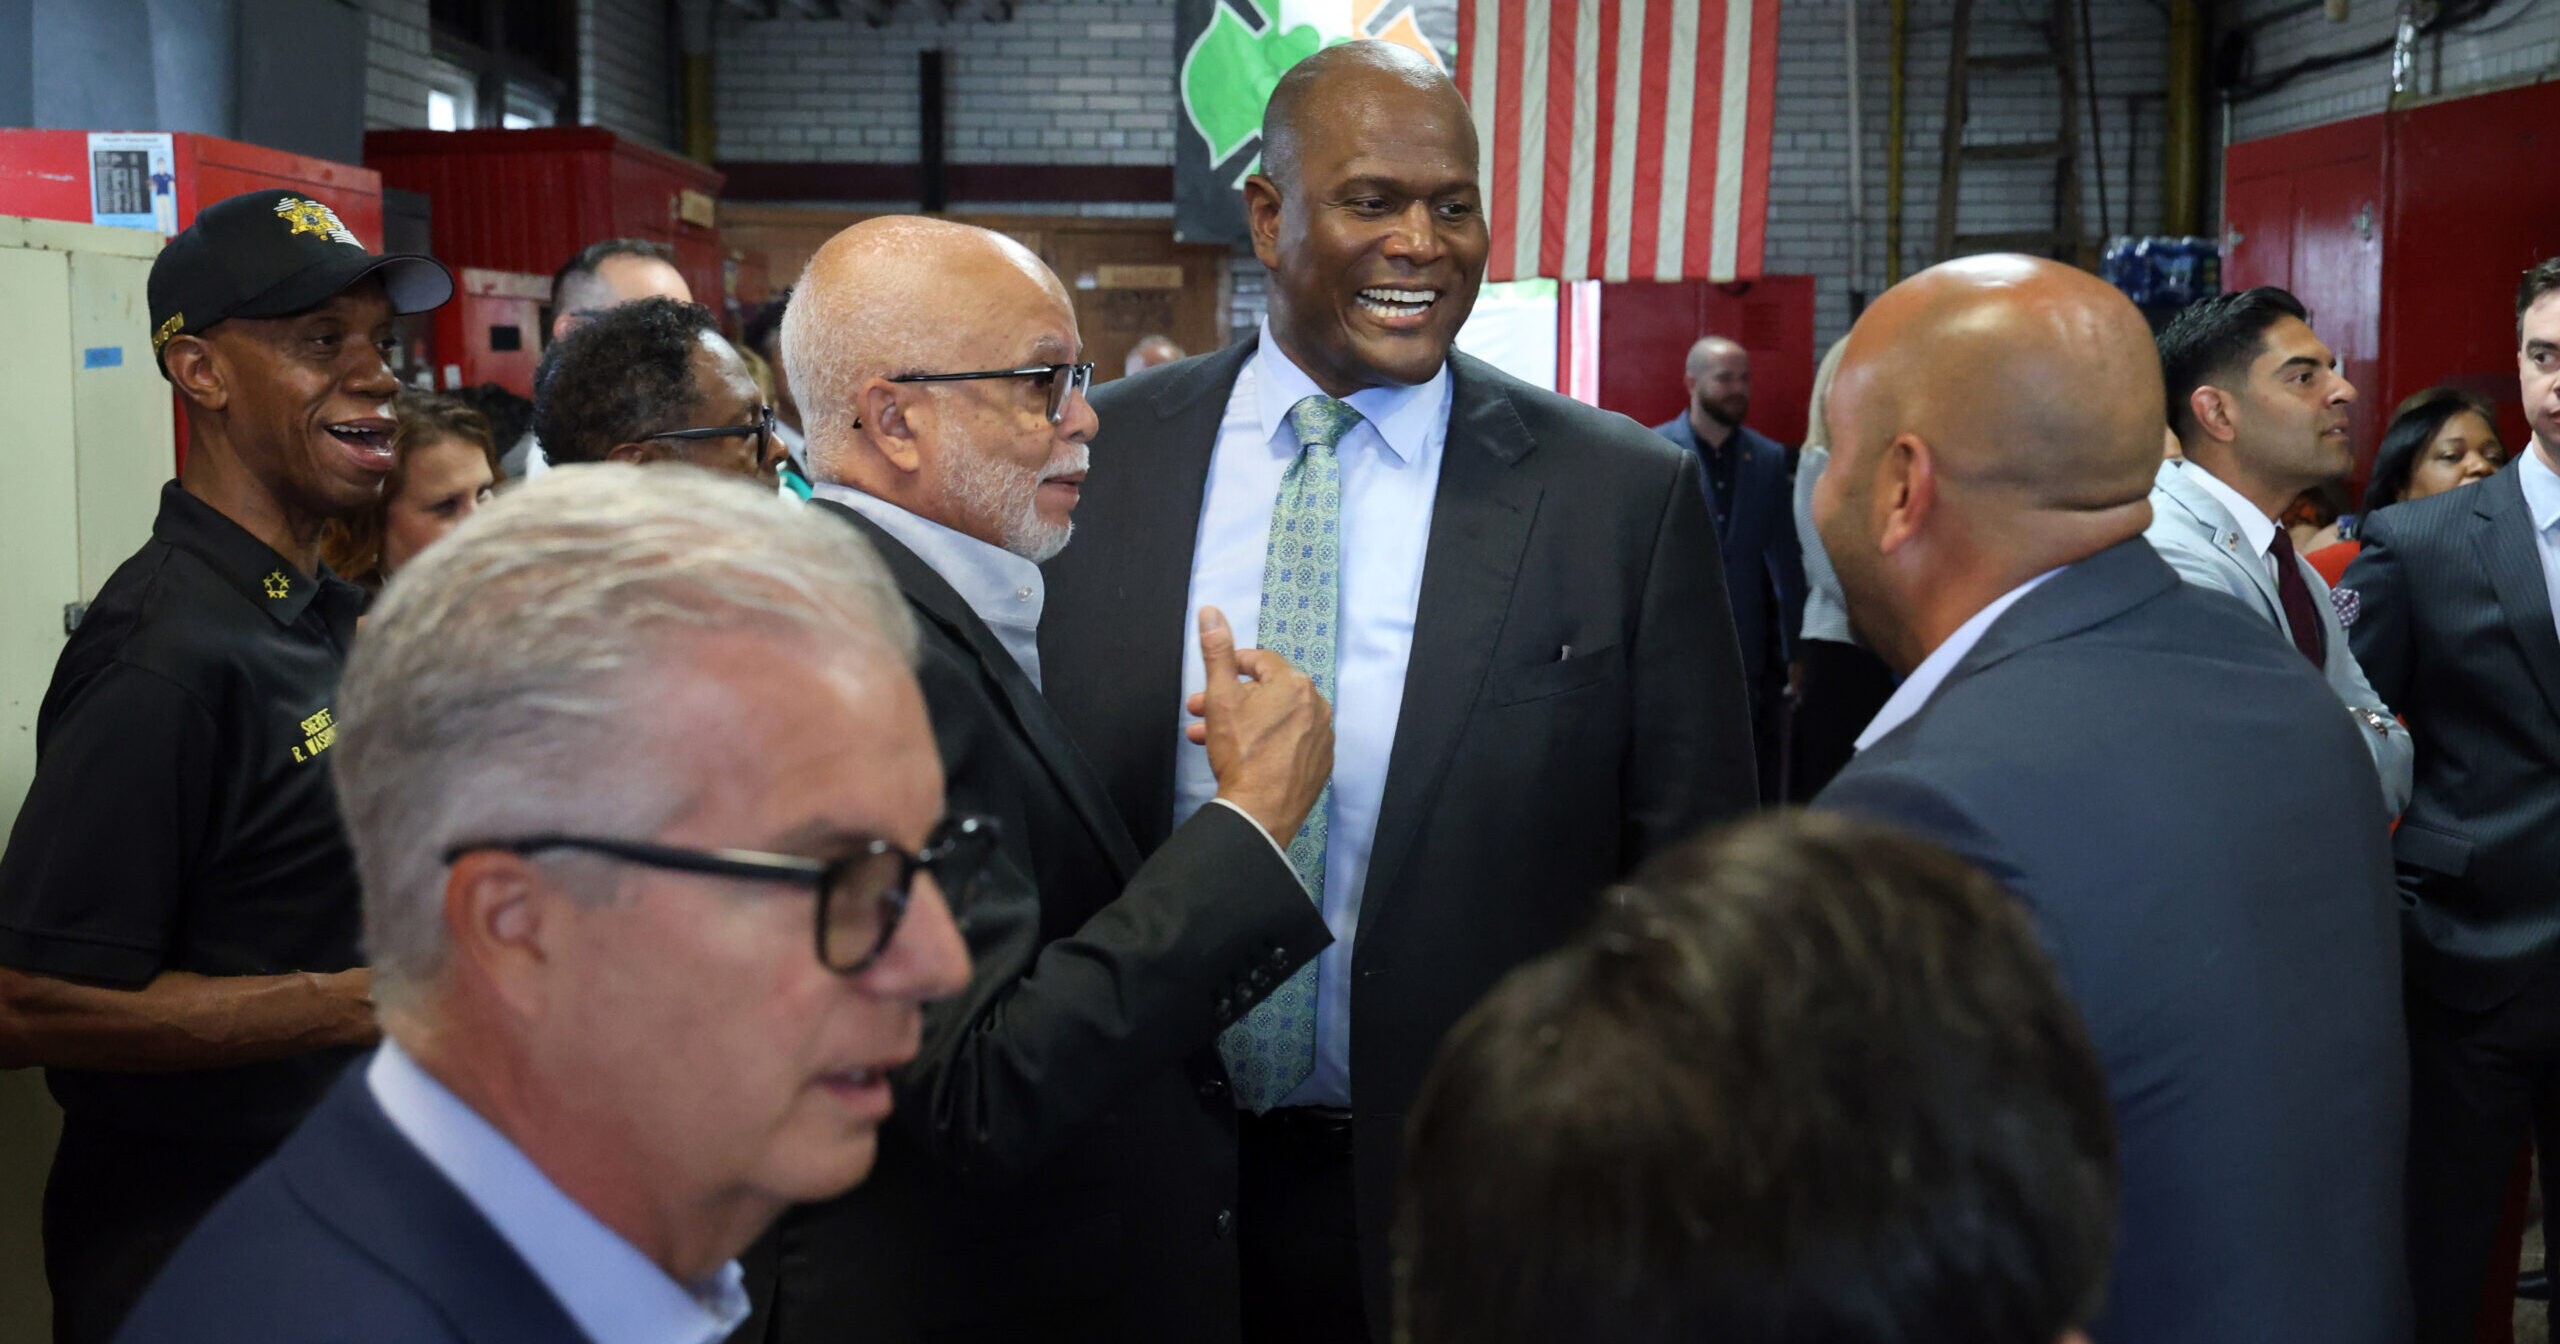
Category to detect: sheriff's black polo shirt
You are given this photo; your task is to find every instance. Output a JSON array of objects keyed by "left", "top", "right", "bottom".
[{"left": 0, "top": 482, "right": 368, "bottom": 1148}]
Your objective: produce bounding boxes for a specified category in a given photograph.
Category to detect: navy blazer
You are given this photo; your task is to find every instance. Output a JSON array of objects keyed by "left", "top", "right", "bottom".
[
  {"left": 1653, "top": 415, "right": 1805, "bottom": 694},
  {"left": 113, "top": 1062, "right": 586, "bottom": 1344},
  {"left": 1816, "top": 538, "right": 2409, "bottom": 1344}
]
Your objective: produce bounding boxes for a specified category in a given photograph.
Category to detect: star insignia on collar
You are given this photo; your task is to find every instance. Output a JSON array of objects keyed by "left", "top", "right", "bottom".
[{"left": 262, "top": 570, "right": 292, "bottom": 600}]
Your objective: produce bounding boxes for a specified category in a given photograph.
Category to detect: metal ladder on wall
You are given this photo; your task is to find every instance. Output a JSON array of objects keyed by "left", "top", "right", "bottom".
[{"left": 1933, "top": 0, "right": 2085, "bottom": 264}]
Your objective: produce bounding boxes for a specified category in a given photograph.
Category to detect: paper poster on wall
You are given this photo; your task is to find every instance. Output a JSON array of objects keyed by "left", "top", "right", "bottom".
[
  {"left": 1173, "top": 0, "right": 1457, "bottom": 245},
  {"left": 87, "top": 133, "right": 178, "bottom": 235}
]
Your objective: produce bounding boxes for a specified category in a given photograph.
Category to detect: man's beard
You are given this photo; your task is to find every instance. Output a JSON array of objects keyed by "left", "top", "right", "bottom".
[
  {"left": 1697, "top": 395, "right": 1749, "bottom": 430},
  {"left": 943, "top": 441, "right": 1086, "bottom": 563}
]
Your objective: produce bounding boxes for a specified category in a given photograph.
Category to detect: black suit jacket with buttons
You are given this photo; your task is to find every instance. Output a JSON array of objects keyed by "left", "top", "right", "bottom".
[
  {"left": 2345, "top": 464, "right": 2560, "bottom": 1012},
  {"left": 1036, "top": 339, "right": 1760, "bottom": 1335},
  {"left": 743, "top": 505, "right": 1332, "bottom": 1344}
]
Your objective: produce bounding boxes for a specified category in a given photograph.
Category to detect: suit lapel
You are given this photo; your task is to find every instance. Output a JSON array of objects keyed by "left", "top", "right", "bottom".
[
  {"left": 1082, "top": 342, "right": 1252, "bottom": 839},
  {"left": 822, "top": 500, "right": 1143, "bottom": 879},
  {"left": 1356, "top": 354, "right": 1542, "bottom": 941},
  {"left": 2470, "top": 468, "right": 2560, "bottom": 722},
  {"left": 286, "top": 1067, "right": 589, "bottom": 1343},
  {"left": 2158, "top": 460, "right": 2285, "bottom": 620}
]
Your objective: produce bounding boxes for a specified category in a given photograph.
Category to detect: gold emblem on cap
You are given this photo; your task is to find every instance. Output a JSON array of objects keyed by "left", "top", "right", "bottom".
[
  {"left": 262, "top": 570, "right": 292, "bottom": 600},
  {"left": 274, "top": 197, "right": 358, "bottom": 247},
  {"left": 153, "top": 313, "right": 184, "bottom": 353}
]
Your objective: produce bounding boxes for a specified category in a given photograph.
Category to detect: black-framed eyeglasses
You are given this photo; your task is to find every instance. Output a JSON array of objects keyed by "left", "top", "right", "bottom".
[
  {"left": 643, "top": 404, "right": 776, "bottom": 454},
  {"left": 440, "top": 814, "right": 998, "bottom": 974},
  {"left": 872, "top": 363, "right": 1095, "bottom": 426}
]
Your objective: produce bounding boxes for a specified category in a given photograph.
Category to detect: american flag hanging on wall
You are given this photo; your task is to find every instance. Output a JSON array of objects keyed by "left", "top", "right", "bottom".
[{"left": 1456, "top": 0, "right": 1781, "bottom": 283}]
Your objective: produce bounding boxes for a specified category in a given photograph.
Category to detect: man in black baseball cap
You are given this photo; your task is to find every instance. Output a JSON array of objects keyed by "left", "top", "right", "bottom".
[{"left": 0, "top": 188, "right": 450, "bottom": 1344}]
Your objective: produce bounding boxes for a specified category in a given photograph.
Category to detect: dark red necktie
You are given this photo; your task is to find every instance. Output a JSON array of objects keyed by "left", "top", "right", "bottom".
[{"left": 2267, "top": 527, "right": 2328, "bottom": 668}]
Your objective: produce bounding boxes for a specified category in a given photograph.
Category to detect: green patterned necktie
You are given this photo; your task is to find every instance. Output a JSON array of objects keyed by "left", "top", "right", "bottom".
[{"left": 1219, "top": 393, "right": 1360, "bottom": 1113}]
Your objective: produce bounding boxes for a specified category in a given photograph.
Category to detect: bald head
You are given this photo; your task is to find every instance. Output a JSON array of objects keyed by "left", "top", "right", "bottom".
[
  {"left": 783, "top": 216, "right": 1095, "bottom": 561},
  {"left": 1260, "top": 40, "right": 1471, "bottom": 195},
  {"left": 784, "top": 217, "right": 1073, "bottom": 472},
  {"left": 1814, "top": 255, "right": 2162, "bottom": 670},
  {"left": 1686, "top": 336, "right": 1746, "bottom": 379}
]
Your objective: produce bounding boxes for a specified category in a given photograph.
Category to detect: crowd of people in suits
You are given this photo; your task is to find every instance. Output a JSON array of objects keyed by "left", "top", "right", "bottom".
[{"left": 3, "top": 32, "right": 2558, "bottom": 1344}]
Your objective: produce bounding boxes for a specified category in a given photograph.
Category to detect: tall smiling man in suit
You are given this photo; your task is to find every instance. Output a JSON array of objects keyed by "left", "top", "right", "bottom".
[
  {"left": 1039, "top": 41, "right": 1758, "bottom": 1343},
  {"left": 1812, "top": 254, "right": 2407, "bottom": 1342},
  {"left": 748, "top": 216, "right": 1338, "bottom": 1344},
  {"left": 2345, "top": 258, "right": 2560, "bottom": 1339}
]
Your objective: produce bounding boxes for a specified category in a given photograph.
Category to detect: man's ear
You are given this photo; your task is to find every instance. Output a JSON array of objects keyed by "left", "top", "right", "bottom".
[
  {"left": 1875, "top": 432, "right": 1936, "bottom": 555},
  {"left": 161, "top": 335, "right": 230, "bottom": 413},
  {"left": 1243, "top": 172, "right": 1285, "bottom": 271},
  {"left": 2188, "top": 384, "right": 2241, "bottom": 445},
  {"left": 442, "top": 851, "right": 561, "bottom": 1019},
  {"left": 604, "top": 440, "right": 673, "bottom": 467},
  {"left": 859, "top": 379, "right": 927, "bottom": 474}
]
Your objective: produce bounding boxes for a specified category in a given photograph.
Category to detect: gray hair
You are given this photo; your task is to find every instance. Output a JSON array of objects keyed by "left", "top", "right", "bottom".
[{"left": 333, "top": 465, "right": 918, "bottom": 1014}]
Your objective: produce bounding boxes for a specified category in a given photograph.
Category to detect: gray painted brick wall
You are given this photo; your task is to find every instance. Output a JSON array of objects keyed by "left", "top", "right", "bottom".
[
  {"left": 709, "top": 0, "right": 2177, "bottom": 351},
  {"left": 2223, "top": 0, "right": 2560, "bottom": 143},
  {"left": 713, "top": 4, "right": 1181, "bottom": 169},
  {"left": 362, "top": 0, "right": 433, "bottom": 131},
  {"left": 583, "top": 0, "right": 677, "bottom": 149}
]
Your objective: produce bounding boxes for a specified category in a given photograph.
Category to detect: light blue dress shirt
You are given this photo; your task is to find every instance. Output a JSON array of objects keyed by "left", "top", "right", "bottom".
[
  {"left": 816, "top": 482, "right": 1049, "bottom": 689},
  {"left": 1173, "top": 323, "right": 1453, "bottom": 1109},
  {"left": 366, "top": 1040, "right": 751, "bottom": 1344},
  {"left": 1854, "top": 569, "right": 2060, "bottom": 752},
  {"left": 2518, "top": 443, "right": 2560, "bottom": 644}
]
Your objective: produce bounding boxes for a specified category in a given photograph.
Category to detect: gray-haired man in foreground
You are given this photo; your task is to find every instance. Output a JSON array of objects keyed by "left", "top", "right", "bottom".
[{"left": 115, "top": 465, "right": 975, "bottom": 1344}]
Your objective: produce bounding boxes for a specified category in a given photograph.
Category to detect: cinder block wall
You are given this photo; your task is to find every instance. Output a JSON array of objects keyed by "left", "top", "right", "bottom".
[{"left": 2222, "top": 0, "right": 2560, "bottom": 143}]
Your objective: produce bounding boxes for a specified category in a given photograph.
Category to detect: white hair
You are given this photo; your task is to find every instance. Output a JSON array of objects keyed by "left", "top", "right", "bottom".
[{"left": 333, "top": 464, "right": 917, "bottom": 1014}]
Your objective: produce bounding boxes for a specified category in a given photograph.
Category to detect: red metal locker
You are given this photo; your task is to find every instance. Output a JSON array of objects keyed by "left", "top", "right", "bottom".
[
  {"left": 1588, "top": 277, "right": 1816, "bottom": 447},
  {"left": 0, "top": 129, "right": 386, "bottom": 248},
  {"left": 2224, "top": 84, "right": 2560, "bottom": 480},
  {"left": 364, "top": 127, "right": 726, "bottom": 339}
]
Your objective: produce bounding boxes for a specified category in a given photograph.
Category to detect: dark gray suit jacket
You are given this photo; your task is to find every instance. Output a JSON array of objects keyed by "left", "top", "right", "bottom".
[
  {"left": 747, "top": 505, "right": 1332, "bottom": 1344},
  {"left": 2344, "top": 464, "right": 2560, "bottom": 1011},
  {"left": 1817, "top": 537, "right": 2409, "bottom": 1344},
  {"left": 1038, "top": 339, "right": 1759, "bottom": 1333}
]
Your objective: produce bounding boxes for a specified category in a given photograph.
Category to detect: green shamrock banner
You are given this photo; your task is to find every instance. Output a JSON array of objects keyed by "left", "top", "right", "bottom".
[{"left": 1173, "top": 0, "right": 1457, "bottom": 244}]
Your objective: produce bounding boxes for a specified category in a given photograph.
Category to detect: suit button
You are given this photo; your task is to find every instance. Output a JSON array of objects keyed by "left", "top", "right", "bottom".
[
  {"left": 1199, "top": 1077, "right": 1228, "bottom": 1101},
  {"left": 1215, "top": 1209, "right": 1235, "bottom": 1238},
  {"left": 1213, "top": 994, "right": 1233, "bottom": 1019},
  {"left": 1267, "top": 945, "right": 1290, "bottom": 968}
]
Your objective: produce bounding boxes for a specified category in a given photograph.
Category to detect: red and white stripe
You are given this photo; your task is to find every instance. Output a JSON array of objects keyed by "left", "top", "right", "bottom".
[{"left": 1458, "top": 0, "right": 1780, "bottom": 283}]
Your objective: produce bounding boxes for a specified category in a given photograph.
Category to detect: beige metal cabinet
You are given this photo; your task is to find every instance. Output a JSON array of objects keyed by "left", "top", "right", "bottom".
[{"left": 0, "top": 213, "right": 169, "bottom": 1344}]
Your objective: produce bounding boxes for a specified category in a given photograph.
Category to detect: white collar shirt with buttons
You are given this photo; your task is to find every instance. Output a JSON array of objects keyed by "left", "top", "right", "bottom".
[
  {"left": 1172, "top": 321, "right": 1453, "bottom": 1110},
  {"left": 2185, "top": 460, "right": 2285, "bottom": 585},
  {"left": 2517, "top": 442, "right": 2560, "bottom": 643},
  {"left": 367, "top": 1039, "right": 750, "bottom": 1344},
  {"left": 816, "top": 482, "right": 1048, "bottom": 690}
]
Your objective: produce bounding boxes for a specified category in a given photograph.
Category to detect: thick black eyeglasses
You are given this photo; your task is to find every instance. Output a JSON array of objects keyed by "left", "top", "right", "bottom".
[
  {"left": 441, "top": 814, "right": 998, "bottom": 974},
  {"left": 876, "top": 363, "right": 1095, "bottom": 425},
  {"left": 642, "top": 404, "right": 776, "bottom": 453}
]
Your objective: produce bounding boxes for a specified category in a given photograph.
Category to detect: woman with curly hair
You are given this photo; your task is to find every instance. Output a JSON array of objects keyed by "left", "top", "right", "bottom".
[{"left": 320, "top": 391, "right": 499, "bottom": 594}]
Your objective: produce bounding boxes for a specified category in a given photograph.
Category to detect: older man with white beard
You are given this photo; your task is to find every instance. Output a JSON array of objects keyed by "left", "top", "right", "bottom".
[{"left": 744, "top": 217, "right": 1339, "bottom": 1343}]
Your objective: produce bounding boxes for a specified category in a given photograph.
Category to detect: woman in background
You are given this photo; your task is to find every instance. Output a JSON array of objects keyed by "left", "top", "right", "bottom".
[
  {"left": 320, "top": 392, "right": 500, "bottom": 595},
  {"left": 2309, "top": 388, "right": 2508, "bottom": 586}
]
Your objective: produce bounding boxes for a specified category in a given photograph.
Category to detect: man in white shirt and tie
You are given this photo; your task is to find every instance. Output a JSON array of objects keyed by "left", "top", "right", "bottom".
[{"left": 2345, "top": 257, "right": 2560, "bottom": 1340}]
